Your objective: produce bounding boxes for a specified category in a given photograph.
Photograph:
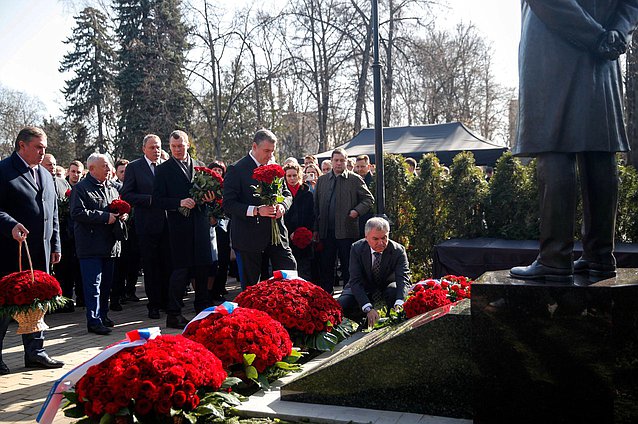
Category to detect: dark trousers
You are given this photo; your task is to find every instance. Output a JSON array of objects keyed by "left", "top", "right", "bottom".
[
  {"left": 167, "top": 266, "right": 209, "bottom": 316},
  {"left": 138, "top": 231, "right": 171, "bottom": 311},
  {"left": 79, "top": 258, "right": 114, "bottom": 327},
  {"left": 55, "top": 238, "right": 84, "bottom": 305},
  {"left": 337, "top": 284, "right": 398, "bottom": 322},
  {"left": 112, "top": 230, "right": 141, "bottom": 301},
  {"left": 536, "top": 152, "right": 618, "bottom": 269},
  {"left": 212, "top": 226, "right": 231, "bottom": 297},
  {"left": 235, "top": 243, "right": 297, "bottom": 290},
  {"left": 0, "top": 316, "right": 44, "bottom": 363},
  {"left": 319, "top": 236, "right": 355, "bottom": 294}
]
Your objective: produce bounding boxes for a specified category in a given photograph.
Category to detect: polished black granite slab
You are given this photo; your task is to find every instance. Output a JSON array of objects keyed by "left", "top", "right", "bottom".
[
  {"left": 473, "top": 269, "right": 638, "bottom": 424},
  {"left": 281, "top": 299, "right": 474, "bottom": 418}
]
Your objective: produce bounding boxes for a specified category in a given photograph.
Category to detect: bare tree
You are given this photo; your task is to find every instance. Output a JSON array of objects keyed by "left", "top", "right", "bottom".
[{"left": 0, "top": 86, "right": 46, "bottom": 157}]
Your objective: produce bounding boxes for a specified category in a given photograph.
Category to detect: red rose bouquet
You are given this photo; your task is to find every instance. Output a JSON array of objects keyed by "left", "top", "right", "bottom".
[
  {"left": 403, "top": 275, "right": 473, "bottom": 319},
  {"left": 179, "top": 167, "right": 224, "bottom": 218},
  {"left": 183, "top": 306, "right": 300, "bottom": 388},
  {"left": 251, "top": 164, "right": 285, "bottom": 245},
  {"left": 57, "top": 188, "right": 72, "bottom": 224},
  {"left": 108, "top": 198, "right": 131, "bottom": 215},
  {"left": 63, "top": 335, "right": 234, "bottom": 423},
  {"left": 0, "top": 269, "right": 66, "bottom": 333},
  {"left": 291, "top": 226, "right": 313, "bottom": 249},
  {"left": 234, "top": 277, "right": 352, "bottom": 351}
]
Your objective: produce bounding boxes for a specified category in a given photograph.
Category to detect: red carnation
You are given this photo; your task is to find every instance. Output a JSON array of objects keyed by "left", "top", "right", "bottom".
[{"left": 108, "top": 198, "right": 131, "bottom": 215}]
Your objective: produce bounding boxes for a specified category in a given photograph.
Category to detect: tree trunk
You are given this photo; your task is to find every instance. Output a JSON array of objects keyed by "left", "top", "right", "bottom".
[{"left": 353, "top": 3, "right": 373, "bottom": 135}]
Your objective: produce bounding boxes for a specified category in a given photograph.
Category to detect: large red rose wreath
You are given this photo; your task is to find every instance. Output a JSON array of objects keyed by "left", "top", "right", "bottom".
[
  {"left": 183, "top": 306, "right": 293, "bottom": 374},
  {"left": 403, "top": 275, "right": 472, "bottom": 319},
  {"left": 234, "top": 277, "right": 352, "bottom": 351},
  {"left": 71, "top": 335, "right": 227, "bottom": 421}
]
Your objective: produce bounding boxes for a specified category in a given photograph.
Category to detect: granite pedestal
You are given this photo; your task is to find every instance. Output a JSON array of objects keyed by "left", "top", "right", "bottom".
[
  {"left": 281, "top": 300, "right": 474, "bottom": 418},
  {"left": 472, "top": 269, "right": 638, "bottom": 424}
]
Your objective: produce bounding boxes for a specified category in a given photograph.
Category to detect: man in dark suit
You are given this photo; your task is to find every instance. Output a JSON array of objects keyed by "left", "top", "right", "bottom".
[
  {"left": 223, "top": 129, "right": 297, "bottom": 289},
  {"left": 121, "top": 134, "right": 171, "bottom": 319},
  {"left": 338, "top": 217, "right": 410, "bottom": 328},
  {"left": 153, "top": 130, "right": 213, "bottom": 329},
  {"left": 0, "top": 126, "right": 64, "bottom": 375}
]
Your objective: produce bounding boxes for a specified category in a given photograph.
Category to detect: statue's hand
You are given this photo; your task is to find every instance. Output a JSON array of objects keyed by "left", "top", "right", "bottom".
[{"left": 597, "top": 30, "right": 627, "bottom": 61}]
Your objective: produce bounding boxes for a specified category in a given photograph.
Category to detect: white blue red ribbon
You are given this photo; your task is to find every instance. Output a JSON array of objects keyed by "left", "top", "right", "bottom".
[
  {"left": 271, "top": 269, "right": 303, "bottom": 280},
  {"left": 182, "top": 301, "right": 236, "bottom": 334},
  {"left": 37, "top": 327, "right": 161, "bottom": 424}
]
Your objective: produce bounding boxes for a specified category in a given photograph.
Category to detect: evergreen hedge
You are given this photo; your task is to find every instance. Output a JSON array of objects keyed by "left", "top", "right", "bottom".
[{"left": 378, "top": 151, "right": 638, "bottom": 277}]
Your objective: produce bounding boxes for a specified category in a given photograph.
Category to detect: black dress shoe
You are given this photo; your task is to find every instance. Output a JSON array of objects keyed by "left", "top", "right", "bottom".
[
  {"left": 88, "top": 324, "right": 112, "bottom": 335},
  {"left": 110, "top": 301, "right": 123, "bottom": 311},
  {"left": 25, "top": 354, "right": 64, "bottom": 369},
  {"left": 148, "top": 309, "right": 160, "bottom": 319},
  {"left": 510, "top": 260, "right": 573, "bottom": 283},
  {"left": 573, "top": 257, "right": 616, "bottom": 278},
  {"left": 102, "top": 317, "right": 115, "bottom": 327},
  {"left": 124, "top": 294, "right": 141, "bottom": 302},
  {"left": 0, "top": 361, "right": 10, "bottom": 375},
  {"left": 166, "top": 314, "right": 189, "bottom": 329}
]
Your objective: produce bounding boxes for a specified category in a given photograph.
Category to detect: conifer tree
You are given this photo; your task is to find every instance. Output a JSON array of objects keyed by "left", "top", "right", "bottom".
[
  {"left": 115, "top": 0, "right": 191, "bottom": 159},
  {"left": 59, "top": 7, "right": 118, "bottom": 154}
]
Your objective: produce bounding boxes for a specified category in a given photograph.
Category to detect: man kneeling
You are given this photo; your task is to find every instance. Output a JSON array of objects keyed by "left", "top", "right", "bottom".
[{"left": 337, "top": 217, "right": 410, "bottom": 328}]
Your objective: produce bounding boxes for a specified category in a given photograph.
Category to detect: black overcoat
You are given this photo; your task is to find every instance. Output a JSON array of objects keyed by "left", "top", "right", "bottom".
[
  {"left": 515, "top": 0, "right": 638, "bottom": 156},
  {"left": 153, "top": 157, "right": 212, "bottom": 268},
  {"left": 0, "top": 153, "right": 60, "bottom": 276}
]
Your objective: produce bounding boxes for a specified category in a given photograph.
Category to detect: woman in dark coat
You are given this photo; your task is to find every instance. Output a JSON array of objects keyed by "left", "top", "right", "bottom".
[
  {"left": 284, "top": 162, "right": 315, "bottom": 280},
  {"left": 510, "top": 0, "right": 638, "bottom": 281}
]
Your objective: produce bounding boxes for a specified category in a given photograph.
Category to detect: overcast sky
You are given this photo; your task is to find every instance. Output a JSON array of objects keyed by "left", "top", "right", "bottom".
[{"left": 0, "top": 0, "right": 521, "bottom": 118}]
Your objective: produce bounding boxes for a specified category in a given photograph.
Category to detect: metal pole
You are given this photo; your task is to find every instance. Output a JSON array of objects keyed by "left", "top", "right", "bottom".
[{"left": 371, "top": 0, "right": 385, "bottom": 217}]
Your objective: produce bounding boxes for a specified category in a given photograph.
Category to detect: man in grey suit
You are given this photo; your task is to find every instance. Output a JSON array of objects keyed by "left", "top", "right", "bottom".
[
  {"left": 0, "top": 127, "right": 64, "bottom": 375},
  {"left": 337, "top": 217, "right": 410, "bottom": 328}
]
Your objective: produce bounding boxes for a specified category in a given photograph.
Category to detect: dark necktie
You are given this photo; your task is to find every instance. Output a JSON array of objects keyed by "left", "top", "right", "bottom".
[
  {"left": 372, "top": 251, "right": 382, "bottom": 283},
  {"left": 30, "top": 168, "right": 39, "bottom": 189},
  {"left": 180, "top": 160, "right": 191, "bottom": 179},
  {"left": 150, "top": 162, "right": 156, "bottom": 176}
]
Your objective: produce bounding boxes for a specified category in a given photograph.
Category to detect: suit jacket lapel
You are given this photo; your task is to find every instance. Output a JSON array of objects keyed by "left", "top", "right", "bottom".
[
  {"left": 171, "top": 157, "right": 191, "bottom": 182},
  {"left": 11, "top": 153, "right": 38, "bottom": 191},
  {"left": 363, "top": 242, "right": 374, "bottom": 283}
]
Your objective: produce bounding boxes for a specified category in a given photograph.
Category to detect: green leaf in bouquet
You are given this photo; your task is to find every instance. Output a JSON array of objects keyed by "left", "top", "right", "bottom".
[
  {"left": 99, "top": 413, "right": 114, "bottom": 424},
  {"left": 282, "top": 348, "right": 303, "bottom": 363},
  {"left": 194, "top": 404, "right": 225, "bottom": 419},
  {"left": 256, "top": 373, "right": 270, "bottom": 390},
  {"left": 220, "top": 376, "right": 243, "bottom": 389},
  {"left": 63, "top": 391, "right": 79, "bottom": 404},
  {"left": 245, "top": 365, "right": 258, "bottom": 380},
  {"left": 63, "top": 404, "right": 87, "bottom": 418},
  {"left": 274, "top": 361, "right": 301, "bottom": 371},
  {"left": 183, "top": 412, "right": 198, "bottom": 424},
  {"left": 211, "top": 391, "right": 243, "bottom": 407},
  {"left": 243, "top": 353, "right": 256, "bottom": 366}
]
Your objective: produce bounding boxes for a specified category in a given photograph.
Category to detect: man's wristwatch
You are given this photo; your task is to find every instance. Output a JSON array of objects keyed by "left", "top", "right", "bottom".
[{"left": 363, "top": 305, "right": 372, "bottom": 313}]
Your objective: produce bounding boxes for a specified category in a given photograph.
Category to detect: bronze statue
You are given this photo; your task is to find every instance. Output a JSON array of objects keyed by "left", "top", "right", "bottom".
[{"left": 510, "top": 0, "right": 638, "bottom": 283}]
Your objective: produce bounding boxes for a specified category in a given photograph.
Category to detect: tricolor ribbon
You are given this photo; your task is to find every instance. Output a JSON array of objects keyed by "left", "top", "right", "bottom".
[
  {"left": 182, "top": 301, "right": 236, "bottom": 334},
  {"left": 37, "top": 327, "right": 161, "bottom": 424},
  {"left": 271, "top": 269, "right": 304, "bottom": 280}
]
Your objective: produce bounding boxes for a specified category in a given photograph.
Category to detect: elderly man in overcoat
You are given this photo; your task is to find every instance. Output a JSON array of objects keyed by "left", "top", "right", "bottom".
[{"left": 510, "top": 0, "right": 638, "bottom": 282}]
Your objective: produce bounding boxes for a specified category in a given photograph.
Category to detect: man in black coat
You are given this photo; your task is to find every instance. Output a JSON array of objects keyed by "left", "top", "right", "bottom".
[
  {"left": 0, "top": 127, "right": 64, "bottom": 375},
  {"left": 511, "top": 1, "right": 638, "bottom": 282},
  {"left": 121, "top": 134, "right": 171, "bottom": 319},
  {"left": 223, "top": 129, "right": 296, "bottom": 289},
  {"left": 338, "top": 217, "right": 410, "bottom": 328},
  {"left": 153, "top": 130, "right": 213, "bottom": 329}
]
